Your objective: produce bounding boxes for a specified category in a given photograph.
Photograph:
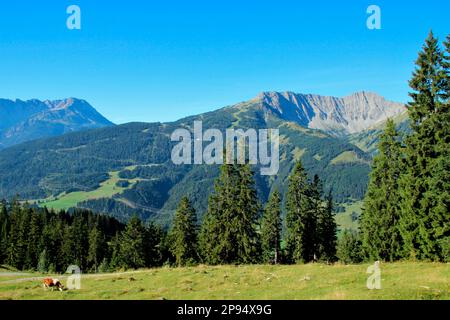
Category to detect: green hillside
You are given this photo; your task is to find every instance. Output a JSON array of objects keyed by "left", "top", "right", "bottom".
[{"left": 0, "top": 100, "right": 374, "bottom": 224}]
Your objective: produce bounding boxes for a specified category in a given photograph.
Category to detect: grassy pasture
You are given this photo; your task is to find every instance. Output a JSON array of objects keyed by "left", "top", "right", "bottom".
[{"left": 0, "top": 262, "right": 448, "bottom": 300}]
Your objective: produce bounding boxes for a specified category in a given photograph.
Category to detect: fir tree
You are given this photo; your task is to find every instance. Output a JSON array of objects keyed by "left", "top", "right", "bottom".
[
  {"left": 261, "top": 190, "right": 282, "bottom": 264},
  {"left": 199, "top": 164, "right": 237, "bottom": 264},
  {"left": 118, "top": 215, "right": 146, "bottom": 269},
  {"left": 169, "top": 197, "right": 198, "bottom": 266},
  {"left": 145, "top": 221, "right": 164, "bottom": 267},
  {"left": 25, "top": 210, "right": 42, "bottom": 270},
  {"left": 88, "top": 225, "right": 106, "bottom": 272},
  {"left": 234, "top": 164, "right": 260, "bottom": 264},
  {"left": 361, "top": 119, "right": 403, "bottom": 261},
  {"left": 317, "top": 190, "right": 337, "bottom": 262},
  {"left": 285, "top": 161, "right": 311, "bottom": 263},
  {"left": 399, "top": 31, "right": 449, "bottom": 261},
  {"left": 6, "top": 200, "right": 26, "bottom": 269},
  {"left": 199, "top": 163, "right": 260, "bottom": 264}
]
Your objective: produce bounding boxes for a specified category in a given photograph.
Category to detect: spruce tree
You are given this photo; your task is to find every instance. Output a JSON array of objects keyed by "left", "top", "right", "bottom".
[
  {"left": 199, "top": 163, "right": 260, "bottom": 264},
  {"left": 118, "top": 215, "right": 146, "bottom": 269},
  {"left": 234, "top": 164, "right": 260, "bottom": 264},
  {"left": 399, "top": 31, "right": 449, "bottom": 261},
  {"left": 6, "top": 200, "right": 25, "bottom": 269},
  {"left": 72, "top": 213, "right": 89, "bottom": 271},
  {"left": 361, "top": 119, "right": 403, "bottom": 261},
  {"left": 199, "top": 164, "right": 237, "bottom": 264},
  {"left": 317, "top": 191, "right": 337, "bottom": 262},
  {"left": 169, "top": 197, "right": 198, "bottom": 266},
  {"left": 261, "top": 190, "right": 282, "bottom": 264},
  {"left": 25, "top": 210, "right": 42, "bottom": 270},
  {"left": 88, "top": 225, "right": 106, "bottom": 272},
  {"left": 144, "top": 222, "right": 164, "bottom": 267},
  {"left": 285, "top": 161, "right": 311, "bottom": 263},
  {"left": 307, "top": 175, "right": 322, "bottom": 261},
  {"left": 61, "top": 225, "right": 77, "bottom": 270}
]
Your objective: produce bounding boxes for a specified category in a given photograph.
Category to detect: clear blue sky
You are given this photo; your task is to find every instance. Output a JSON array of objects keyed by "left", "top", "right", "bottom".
[{"left": 0, "top": 0, "right": 448, "bottom": 124}]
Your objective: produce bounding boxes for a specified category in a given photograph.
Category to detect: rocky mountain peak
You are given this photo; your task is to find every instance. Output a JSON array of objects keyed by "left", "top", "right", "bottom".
[{"left": 255, "top": 91, "right": 406, "bottom": 135}]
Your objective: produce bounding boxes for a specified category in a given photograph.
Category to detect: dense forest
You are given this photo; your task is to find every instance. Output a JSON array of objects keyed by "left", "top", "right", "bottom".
[{"left": 0, "top": 159, "right": 338, "bottom": 272}]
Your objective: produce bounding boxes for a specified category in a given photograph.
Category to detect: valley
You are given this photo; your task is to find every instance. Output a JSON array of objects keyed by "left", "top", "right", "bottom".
[{"left": 0, "top": 91, "right": 408, "bottom": 226}]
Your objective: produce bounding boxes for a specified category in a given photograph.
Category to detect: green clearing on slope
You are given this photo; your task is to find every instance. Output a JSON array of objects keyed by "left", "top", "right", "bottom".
[
  {"left": 335, "top": 200, "right": 363, "bottom": 233},
  {"left": 331, "top": 151, "right": 369, "bottom": 165},
  {"left": 0, "top": 262, "right": 448, "bottom": 300},
  {"left": 36, "top": 166, "right": 145, "bottom": 211}
]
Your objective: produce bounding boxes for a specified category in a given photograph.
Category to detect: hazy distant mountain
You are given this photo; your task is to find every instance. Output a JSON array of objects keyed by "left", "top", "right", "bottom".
[
  {"left": 257, "top": 91, "right": 407, "bottom": 136},
  {"left": 0, "top": 98, "right": 113, "bottom": 149}
]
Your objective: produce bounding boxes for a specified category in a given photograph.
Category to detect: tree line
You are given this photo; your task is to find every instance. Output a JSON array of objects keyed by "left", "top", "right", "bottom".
[{"left": 0, "top": 159, "right": 338, "bottom": 272}]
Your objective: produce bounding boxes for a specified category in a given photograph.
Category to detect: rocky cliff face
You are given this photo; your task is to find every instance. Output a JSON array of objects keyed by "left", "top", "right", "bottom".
[{"left": 256, "top": 91, "right": 406, "bottom": 136}]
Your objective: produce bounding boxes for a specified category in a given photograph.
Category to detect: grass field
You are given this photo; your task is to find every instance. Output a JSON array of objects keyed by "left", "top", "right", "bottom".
[{"left": 0, "top": 262, "right": 448, "bottom": 300}]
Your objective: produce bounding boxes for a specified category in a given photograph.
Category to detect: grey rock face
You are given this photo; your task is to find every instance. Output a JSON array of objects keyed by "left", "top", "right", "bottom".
[{"left": 257, "top": 91, "right": 406, "bottom": 136}]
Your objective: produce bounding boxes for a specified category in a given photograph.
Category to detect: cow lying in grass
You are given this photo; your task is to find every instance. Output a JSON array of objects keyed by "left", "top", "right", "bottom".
[{"left": 43, "top": 278, "right": 64, "bottom": 291}]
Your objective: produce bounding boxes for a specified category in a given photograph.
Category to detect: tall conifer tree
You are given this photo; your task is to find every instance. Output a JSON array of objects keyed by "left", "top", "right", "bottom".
[
  {"left": 285, "top": 161, "right": 311, "bottom": 263},
  {"left": 361, "top": 119, "right": 403, "bottom": 261},
  {"left": 169, "top": 197, "right": 198, "bottom": 266},
  {"left": 317, "top": 190, "right": 337, "bottom": 262},
  {"left": 261, "top": 190, "right": 282, "bottom": 264},
  {"left": 399, "top": 31, "right": 449, "bottom": 261}
]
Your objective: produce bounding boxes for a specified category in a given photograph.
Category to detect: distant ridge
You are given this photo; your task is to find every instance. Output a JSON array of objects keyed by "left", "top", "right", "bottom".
[{"left": 0, "top": 98, "right": 113, "bottom": 149}]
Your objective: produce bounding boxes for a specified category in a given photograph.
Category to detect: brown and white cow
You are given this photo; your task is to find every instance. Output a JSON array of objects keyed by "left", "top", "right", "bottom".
[{"left": 43, "top": 278, "right": 64, "bottom": 291}]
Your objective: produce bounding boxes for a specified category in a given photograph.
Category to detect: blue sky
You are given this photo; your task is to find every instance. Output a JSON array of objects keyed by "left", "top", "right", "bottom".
[{"left": 0, "top": 0, "right": 449, "bottom": 124}]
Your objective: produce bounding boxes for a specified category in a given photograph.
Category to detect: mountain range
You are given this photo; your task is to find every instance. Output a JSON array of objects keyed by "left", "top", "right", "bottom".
[
  {"left": 0, "top": 98, "right": 113, "bottom": 149},
  {"left": 0, "top": 91, "right": 408, "bottom": 225}
]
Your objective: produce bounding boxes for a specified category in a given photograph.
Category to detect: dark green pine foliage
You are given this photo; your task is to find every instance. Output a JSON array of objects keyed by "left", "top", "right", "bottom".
[
  {"left": 145, "top": 222, "right": 164, "bottom": 267},
  {"left": 25, "top": 210, "right": 43, "bottom": 270},
  {"left": 317, "top": 190, "right": 337, "bottom": 262},
  {"left": 118, "top": 215, "right": 147, "bottom": 269},
  {"left": 399, "top": 31, "right": 450, "bottom": 261},
  {"left": 261, "top": 190, "right": 282, "bottom": 264},
  {"left": 361, "top": 119, "right": 403, "bottom": 261},
  {"left": 6, "top": 200, "right": 27, "bottom": 269},
  {"left": 336, "top": 230, "right": 363, "bottom": 264},
  {"left": 199, "top": 163, "right": 260, "bottom": 265},
  {"left": 285, "top": 161, "right": 311, "bottom": 263},
  {"left": 0, "top": 201, "right": 8, "bottom": 264},
  {"left": 88, "top": 225, "right": 107, "bottom": 272},
  {"left": 437, "top": 35, "right": 450, "bottom": 261},
  {"left": 308, "top": 175, "right": 323, "bottom": 261},
  {"left": 199, "top": 164, "right": 236, "bottom": 264},
  {"left": 234, "top": 164, "right": 261, "bottom": 264},
  {"left": 169, "top": 197, "right": 198, "bottom": 266},
  {"left": 109, "top": 233, "right": 122, "bottom": 270}
]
